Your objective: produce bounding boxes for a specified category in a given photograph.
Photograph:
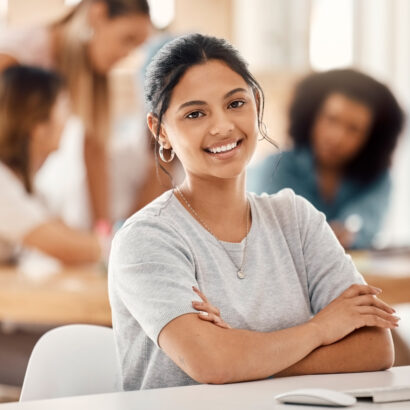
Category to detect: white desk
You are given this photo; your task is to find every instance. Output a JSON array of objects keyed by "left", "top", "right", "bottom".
[{"left": 1, "top": 366, "right": 409, "bottom": 409}]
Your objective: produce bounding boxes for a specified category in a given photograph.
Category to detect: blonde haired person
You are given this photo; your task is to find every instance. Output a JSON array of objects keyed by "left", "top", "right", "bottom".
[
  {"left": 0, "top": 65, "right": 101, "bottom": 264},
  {"left": 0, "top": 0, "right": 151, "bottom": 229}
]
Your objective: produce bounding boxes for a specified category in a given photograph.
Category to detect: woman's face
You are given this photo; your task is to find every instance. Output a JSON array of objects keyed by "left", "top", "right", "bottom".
[
  {"left": 89, "top": 12, "right": 151, "bottom": 73},
  {"left": 311, "top": 92, "right": 373, "bottom": 169},
  {"left": 152, "top": 60, "right": 259, "bottom": 182}
]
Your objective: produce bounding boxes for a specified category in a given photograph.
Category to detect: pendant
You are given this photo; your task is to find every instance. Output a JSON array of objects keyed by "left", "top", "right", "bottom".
[{"left": 237, "top": 270, "right": 245, "bottom": 279}]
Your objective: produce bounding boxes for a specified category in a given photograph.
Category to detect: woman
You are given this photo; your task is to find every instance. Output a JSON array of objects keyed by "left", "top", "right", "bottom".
[
  {"left": 247, "top": 69, "right": 404, "bottom": 249},
  {"left": 0, "top": 65, "right": 100, "bottom": 264},
  {"left": 109, "top": 34, "right": 398, "bottom": 391},
  {"left": 0, "top": 0, "right": 151, "bottom": 229}
]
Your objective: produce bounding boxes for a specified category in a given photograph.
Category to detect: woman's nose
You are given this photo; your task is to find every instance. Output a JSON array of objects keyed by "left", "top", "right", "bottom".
[{"left": 209, "top": 112, "right": 234, "bottom": 136}]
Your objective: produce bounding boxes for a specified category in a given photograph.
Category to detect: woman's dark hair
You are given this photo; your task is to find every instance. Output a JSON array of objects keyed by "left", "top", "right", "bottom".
[
  {"left": 144, "top": 33, "right": 272, "bottom": 176},
  {"left": 0, "top": 66, "right": 65, "bottom": 193},
  {"left": 289, "top": 68, "right": 404, "bottom": 182}
]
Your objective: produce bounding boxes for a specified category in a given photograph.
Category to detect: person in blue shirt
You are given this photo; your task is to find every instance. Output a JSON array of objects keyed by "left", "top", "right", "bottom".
[{"left": 247, "top": 69, "right": 404, "bottom": 249}]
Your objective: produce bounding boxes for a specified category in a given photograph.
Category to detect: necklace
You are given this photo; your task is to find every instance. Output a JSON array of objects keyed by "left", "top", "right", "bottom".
[{"left": 175, "top": 186, "right": 250, "bottom": 279}]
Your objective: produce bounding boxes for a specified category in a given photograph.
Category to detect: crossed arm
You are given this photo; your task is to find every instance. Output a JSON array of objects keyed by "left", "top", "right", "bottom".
[{"left": 158, "top": 284, "right": 396, "bottom": 384}]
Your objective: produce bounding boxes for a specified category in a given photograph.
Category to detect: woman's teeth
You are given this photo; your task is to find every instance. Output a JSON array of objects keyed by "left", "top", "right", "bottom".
[{"left": 208, "top": 141, "right": 238, "bottom": 154}]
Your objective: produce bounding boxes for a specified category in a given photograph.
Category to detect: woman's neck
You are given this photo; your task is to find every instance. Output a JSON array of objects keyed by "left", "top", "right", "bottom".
[
  {"left": 48, "top": 24, "right": 62, "bottom": 65},
  {"left": 176, "top": 173, "right": 250, "bottom": 242},
  {"left": 316, "top": 164, "right": 342, "bottom": 203}
]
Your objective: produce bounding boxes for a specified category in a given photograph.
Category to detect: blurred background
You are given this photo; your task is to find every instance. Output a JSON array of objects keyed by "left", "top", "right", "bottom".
[
  {"left": 2, "top": 0, "right": 408, "bottom": 245},
  {"left": 0, "top": 0, "right": 410, "bottom": 403}
]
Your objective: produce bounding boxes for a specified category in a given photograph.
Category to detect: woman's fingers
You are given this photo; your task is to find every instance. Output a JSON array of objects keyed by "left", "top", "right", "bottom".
[
  {"left": 192, "top": 286, "right": 209, "bottom": 303},
  {"left": 357, "top": 306, "right": 400, "bottom": 327},
  {"left": 192, "top": 300, "right": 220, "bottom": 316},
  {"left": 191, "top": 287, "right": 231, "bottom": 329},
  {"left": 354, "top": 294, "right": 395, "bottom": 313},
  {"left": 198, "top": 311, "right": 231, "bottom": 329},
  {"left": 359, "top": 313, "right": 399, "bottom": 329},
  {"left": 342, "top": 283, "right": 382, "bottom": 298}
]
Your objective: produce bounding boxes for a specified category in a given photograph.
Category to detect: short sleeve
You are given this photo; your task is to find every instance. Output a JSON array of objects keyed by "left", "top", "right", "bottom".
[
  {"left": 0, "top": 167, "right": 49, "bottom": 243},
  {"left": 109, "top": 217, "right": 200, "bottom": 346},
  {"left": 294, "top": 193, "right": 365, "bottom": 314}
]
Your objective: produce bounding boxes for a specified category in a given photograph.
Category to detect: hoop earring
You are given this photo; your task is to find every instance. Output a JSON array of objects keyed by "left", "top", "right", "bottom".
[{"left": 159, "top": 145, "right": 175, "bottom": 163}]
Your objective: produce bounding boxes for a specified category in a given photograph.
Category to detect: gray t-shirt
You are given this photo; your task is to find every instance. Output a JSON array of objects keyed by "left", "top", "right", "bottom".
[{"left": 108, "top": 188, "right": 364, "bottom": 391}]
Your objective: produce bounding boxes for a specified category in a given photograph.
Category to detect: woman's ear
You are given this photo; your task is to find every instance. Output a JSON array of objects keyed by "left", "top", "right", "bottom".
[{"left": 147, "top": 113, "right": 172, "bottom": 149}]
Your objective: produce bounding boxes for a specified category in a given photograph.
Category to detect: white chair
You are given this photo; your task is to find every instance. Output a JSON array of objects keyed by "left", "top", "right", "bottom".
[{"left": 20, "top": 324, "right": 120, "bottom": 402}]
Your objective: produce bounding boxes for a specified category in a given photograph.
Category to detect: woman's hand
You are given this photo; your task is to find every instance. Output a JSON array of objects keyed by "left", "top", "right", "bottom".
[
  {"left": 309, "top": 284, "right": 399, "bottom": 346},
  {"left": 192, "top": 286, "right": 231, "bottom": 329}
]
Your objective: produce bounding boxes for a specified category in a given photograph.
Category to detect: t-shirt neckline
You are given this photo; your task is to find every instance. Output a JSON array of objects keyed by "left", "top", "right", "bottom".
[{"left": 171, "top": 190, "right": 257, "bottom": 250}]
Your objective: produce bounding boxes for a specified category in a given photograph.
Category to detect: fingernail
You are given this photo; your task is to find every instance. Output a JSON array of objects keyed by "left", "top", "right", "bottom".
[
  {"left": 192, "top": 286, "right": 197, "bottom": 291},
  {"left": 192, "top": 301, "right": 201, "bottom": 306},
  {"left": 393, "top": 316, "right": 401, "bottom": 321},
  {"left": 199, "top": 311, "right": 208, "bottom": 316},
  {"left": 372, "top": 287, "right": 382, "bottom": 293}
]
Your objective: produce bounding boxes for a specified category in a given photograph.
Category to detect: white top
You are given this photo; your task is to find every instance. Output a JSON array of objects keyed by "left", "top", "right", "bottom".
[
  {"left": 0, "top": 26, "right": 54, "bottom": 69},
  {"left": 0, "top": 162, "right": 49, "bottom": 262}
]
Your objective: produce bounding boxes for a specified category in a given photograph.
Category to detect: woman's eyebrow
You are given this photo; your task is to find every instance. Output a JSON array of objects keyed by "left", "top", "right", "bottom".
[
  {"left": 177, "top": 88, "right": 248, "bottom": 112},
  {"left": 177, "top": 100, "right": 206, "bottom": 112},
  {"left": 224, "top": 87, "right": 248, "bottom": 98}
]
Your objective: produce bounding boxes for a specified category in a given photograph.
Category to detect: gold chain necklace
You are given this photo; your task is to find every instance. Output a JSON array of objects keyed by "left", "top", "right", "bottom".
[{"left": 175, "top": 186, "right": 249, "bottom": 279}]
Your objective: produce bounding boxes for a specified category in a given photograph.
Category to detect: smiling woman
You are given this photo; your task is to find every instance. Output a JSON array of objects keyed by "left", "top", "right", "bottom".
[{"left": 109, "top": 34, "right": 397, "bottom": 391}]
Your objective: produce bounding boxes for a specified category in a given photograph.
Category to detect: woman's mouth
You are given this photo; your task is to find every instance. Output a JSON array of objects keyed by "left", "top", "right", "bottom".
[{"left": 204, "top": 140, "right": 243, "bottom": 158}]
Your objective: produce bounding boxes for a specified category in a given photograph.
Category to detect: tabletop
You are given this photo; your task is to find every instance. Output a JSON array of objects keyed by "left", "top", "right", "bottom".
[
  {"left": 349, "top": 249, "right": 410, "bottom": 305},
  {"left": 1, "top": 366, "right": 409, "bottom": 409},
  {"left": 0, "top": 265, "right": 111, "bottom": 326}
]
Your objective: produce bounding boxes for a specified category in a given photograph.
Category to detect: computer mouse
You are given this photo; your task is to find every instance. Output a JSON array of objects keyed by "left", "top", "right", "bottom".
[{"left": 275, "top": 388, "right": 357, "bottom": 407}]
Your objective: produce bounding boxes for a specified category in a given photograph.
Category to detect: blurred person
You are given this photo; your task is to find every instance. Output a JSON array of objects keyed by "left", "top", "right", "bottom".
[
  {"left": 0, "top": 65, "right": 101, "bottom": 265},
  {"left": 0, "top": 0, "right": 151, "bottom": 231},
  {"left": 247, "top": 69, "right": 404, "bottom": 249}
]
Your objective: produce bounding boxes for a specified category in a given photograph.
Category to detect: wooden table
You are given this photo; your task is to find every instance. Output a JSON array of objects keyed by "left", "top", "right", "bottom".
[
  {"left": 0, "top": 265, "right": 111, "bottom": 326},
  {"left": 349, "top": 250, "right": 410, "bottom": 305}
]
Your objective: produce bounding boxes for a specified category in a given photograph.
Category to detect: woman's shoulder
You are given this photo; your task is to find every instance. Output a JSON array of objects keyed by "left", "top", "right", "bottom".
[
  {"left": 249, "top": 187, "right": 305, "bottom": 206},
  {"left": 249, "top": 188, "right": 321, "bottom": 224},
  {"left": 113, "top": 190, "right": 185, "bottom": 244},
  {"left": 111, "top": 190, "right": 195, "bottom": 264}
]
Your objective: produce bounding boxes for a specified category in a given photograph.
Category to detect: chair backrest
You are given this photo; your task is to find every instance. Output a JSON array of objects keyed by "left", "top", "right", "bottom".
[{"left": 20, "top": 324, "right": 120, "bottom": 402}]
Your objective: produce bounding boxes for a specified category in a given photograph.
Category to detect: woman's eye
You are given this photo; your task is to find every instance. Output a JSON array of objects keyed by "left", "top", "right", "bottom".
[
  {"left": 229, "top": 100, "right": 245, "bottom": 109},
  {"left": 186, "top": 111, "right": 204, "bottom": 119}
]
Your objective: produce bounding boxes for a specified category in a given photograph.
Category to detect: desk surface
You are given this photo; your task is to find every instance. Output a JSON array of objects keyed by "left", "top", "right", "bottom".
[
  {"left": 1, "top": 366, "right": 409, "bottom": 409},
  {"left": 0, "top": 265, "right": 111, "bottom": 326},
  {"left": 349, "top": 250, "right": 410, "bottom": 305}
]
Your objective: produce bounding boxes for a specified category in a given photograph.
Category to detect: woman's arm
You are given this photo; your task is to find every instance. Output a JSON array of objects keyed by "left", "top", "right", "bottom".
[
  {"left": 159, "top": 284, "right": 397, "bottom": 384},
  {"left": 83, "top": 134, "right": 110, "bottom": 224},
  {"left": 276, "top": 326, "right": 393, "bottom": 377},
  {"left": 23, "top": 220, "right": 101, "bottom": 265},
  {"left": 0, "top": 54, "right": 18, "bottom": 71},
  {"left": 159, "top": 312, "right": 322, "bottom": 384}
]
